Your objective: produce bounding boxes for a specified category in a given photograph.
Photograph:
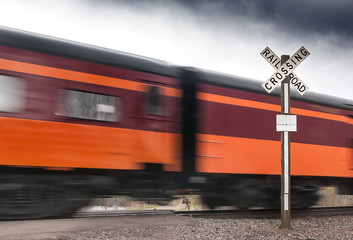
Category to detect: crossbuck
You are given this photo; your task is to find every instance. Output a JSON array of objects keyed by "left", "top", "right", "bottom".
[{"left": 260, "top": 46, "right": 309, "bottom": 95}]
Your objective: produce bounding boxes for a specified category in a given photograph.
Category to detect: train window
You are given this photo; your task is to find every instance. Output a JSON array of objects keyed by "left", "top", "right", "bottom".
[
  {"left": 0, "top": 74, "right": 26, "bottom": 113},
  {"left": 144, "top": 85, "right": 164, "bottom": 116},
  {"left": 56, "top": 89, "right": 121, "bottom": 122}
]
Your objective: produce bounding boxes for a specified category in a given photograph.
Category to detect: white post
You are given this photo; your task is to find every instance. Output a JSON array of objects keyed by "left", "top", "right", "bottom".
[{"left": 280, "top": 55, "right": 291, "bottom": 229}]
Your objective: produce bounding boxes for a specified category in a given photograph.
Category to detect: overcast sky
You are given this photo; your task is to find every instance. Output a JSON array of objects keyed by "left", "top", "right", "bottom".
[{"left": 0, "top": 0, "right": 352, "bottom": 99}]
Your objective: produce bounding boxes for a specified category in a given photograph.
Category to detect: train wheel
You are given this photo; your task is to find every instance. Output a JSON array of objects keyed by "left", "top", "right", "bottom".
[
  {"left": 231, "top": 179, "right": 264, "bottom": 209},
  {"left": 0, "top": 177, "right": 91, "bottom": 219},
  {"left": 201, "top": 196, "right": 223, "bottom": 209},
  {"left": 265, "top": 179, "right": 319, "bottom": 209},
  {"left": 291, "top": 180, "right": 319, "bottom": 209},
  {"left": 0, "top": 180, "right": 53, "bottom": 219}
]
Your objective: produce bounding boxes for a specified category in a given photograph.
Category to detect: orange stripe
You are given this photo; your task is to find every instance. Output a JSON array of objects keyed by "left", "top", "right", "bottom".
[
  {"left": 198, "top": 92, "right": 353, "bottom": 124},
  {"left": 197, "top": 133, "right": 352, "bottom": 177},
  {"left": 0, "top": 117, "right": 180, "bottom": 171},
  {"left": 0, "top": 58, "right": 181, "bottom": 98}
]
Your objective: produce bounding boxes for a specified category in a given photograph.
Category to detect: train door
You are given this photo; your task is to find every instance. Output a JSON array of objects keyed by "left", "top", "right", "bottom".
[{"left": 133, "top": 76, "right": 181, "bottom": 171}]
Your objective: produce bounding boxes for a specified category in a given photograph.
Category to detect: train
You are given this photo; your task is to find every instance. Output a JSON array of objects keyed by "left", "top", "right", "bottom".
[{"left": 0, "top": 26, "right": 352, "bottom": 219}]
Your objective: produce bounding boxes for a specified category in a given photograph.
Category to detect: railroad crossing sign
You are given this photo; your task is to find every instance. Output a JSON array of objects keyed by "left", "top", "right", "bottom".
[
  {"left": 260, "top": 47, "right": 310, "bottom": 229},
  {"left": 260, "top": 46, "right": 309, "bottom": 95}
]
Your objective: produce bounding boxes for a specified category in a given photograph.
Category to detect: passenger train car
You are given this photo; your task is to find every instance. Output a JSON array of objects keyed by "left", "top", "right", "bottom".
[{"left": 0, "top": 27, "right": 352, "bottom": 219}]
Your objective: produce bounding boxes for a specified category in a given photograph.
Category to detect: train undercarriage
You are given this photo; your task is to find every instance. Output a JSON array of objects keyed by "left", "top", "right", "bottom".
[
  {"left": 2, "top": 167, "right": 352, "bottom": 220},
  {"left": 0, "top": 169, "right": 117, "bottom": 219},
  {"left": 197, "top": 175, "right": 320, "bottom": 210}
]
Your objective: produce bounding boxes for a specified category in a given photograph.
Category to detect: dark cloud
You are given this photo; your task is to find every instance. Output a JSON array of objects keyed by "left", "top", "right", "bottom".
[
  {"left": 185, "top": 0, "right": 353, "bottom": 38},
  {"left": 252, "top": 1, "right": 353, "bottom": 38},
  {"left": 92, "top": 0, "right": 353, "bottom": 45},
  {"left": 228, "top": 1, "right": 348, "bottom": 38}
]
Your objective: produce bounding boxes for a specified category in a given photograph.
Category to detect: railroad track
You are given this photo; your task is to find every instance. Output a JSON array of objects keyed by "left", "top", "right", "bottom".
[
  {"left": 174, "top": 206, "right": 353, "bottom": 219},
  {"left": 74, "top": 209, "right": 174, "bottom": 218},
  {"left": 73, "top": 206, "right": 353, "bottom": 219}
]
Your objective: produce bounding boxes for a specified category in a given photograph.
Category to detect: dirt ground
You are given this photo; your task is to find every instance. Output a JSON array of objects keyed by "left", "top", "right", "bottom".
[
  {"left": 0, "top": 214, "right": 197, "bottom": 240},
  {"left": 1, "top": 213, "right": 352, "bottom": 240}
]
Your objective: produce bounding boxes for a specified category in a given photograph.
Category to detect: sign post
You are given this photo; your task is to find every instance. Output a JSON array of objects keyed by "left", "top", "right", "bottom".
[
  {"left": 280, "top": 55, "right": 291, "bottom": 228},
  {"left": 260, "top": 47, "right": 310, "bottom": 229}
]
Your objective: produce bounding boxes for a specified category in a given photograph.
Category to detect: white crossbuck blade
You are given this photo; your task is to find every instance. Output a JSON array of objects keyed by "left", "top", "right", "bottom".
[{"left": 260, "top": 46, "right": 309, "bottom": 95}]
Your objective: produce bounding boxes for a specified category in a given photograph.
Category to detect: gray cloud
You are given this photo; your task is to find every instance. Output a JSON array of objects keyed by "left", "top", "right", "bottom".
[{"left": 93, "top": 0, "right": 353, "bottom": 46}]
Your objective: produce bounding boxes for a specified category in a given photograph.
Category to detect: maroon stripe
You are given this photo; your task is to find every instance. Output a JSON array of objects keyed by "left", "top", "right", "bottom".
[
  {"left": 199, "top": 83, "right": 351, "bottom": 116},
  {"left": 199, "top": 83, "right": 280, "bottom": 106},
  {"left": 0, "top": 46, "right": 179, "bottom": 87},
  {"left": 197, "top": 100, "right": 351, "bottom": 148}
]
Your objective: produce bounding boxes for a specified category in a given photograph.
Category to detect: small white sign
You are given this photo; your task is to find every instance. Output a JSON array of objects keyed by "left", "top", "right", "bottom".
[{"left": 276, "top": 114, "right": 297, "bottom": 132}]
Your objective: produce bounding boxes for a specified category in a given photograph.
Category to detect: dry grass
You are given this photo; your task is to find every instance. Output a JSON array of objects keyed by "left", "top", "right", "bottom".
[
  {"left": 88, "top": 186, "right": 353, "bottom": 210},
  {"left": 316, "top": 186, "right": 353, "bottom": 206},
  {"left": 89, "top": 196, "right": 133, "bottom": 208}
]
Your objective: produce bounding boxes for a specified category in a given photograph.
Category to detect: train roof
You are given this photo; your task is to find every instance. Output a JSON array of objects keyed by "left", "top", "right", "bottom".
[
  {"left": 0, "top": 26, "right": 179, "bottom": 77},
  {"left": 0, "top": 26, "right": 352, "bottom": 113},
  {"left": 195, "top": 68, "right": 353, "bottom": 112}
]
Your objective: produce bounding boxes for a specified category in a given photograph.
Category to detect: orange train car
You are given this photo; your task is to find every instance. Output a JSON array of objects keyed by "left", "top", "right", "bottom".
[
  {"left": 0, "top": 27, "right": 352, "bottom": 218},
  {"left": 0, "top": 27, "right": 183, "bottom": 218}
]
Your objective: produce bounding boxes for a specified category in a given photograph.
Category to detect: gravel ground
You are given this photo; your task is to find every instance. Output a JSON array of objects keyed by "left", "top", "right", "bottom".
[{"left": 4, "top": 215, "right": 352, "bottom": 240}]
